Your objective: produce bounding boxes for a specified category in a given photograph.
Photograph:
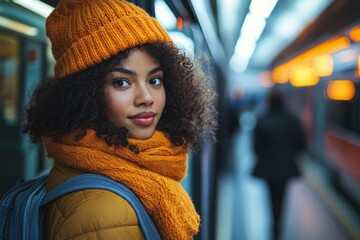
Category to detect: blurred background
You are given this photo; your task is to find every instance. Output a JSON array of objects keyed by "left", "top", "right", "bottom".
[{"left": 0, "top": 0, "right": 360, "bottom": 239}]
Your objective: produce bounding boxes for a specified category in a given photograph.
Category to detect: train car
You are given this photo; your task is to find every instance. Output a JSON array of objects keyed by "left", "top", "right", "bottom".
[{"left": 0, "top": 0, "right": 53, "bottom": 196}]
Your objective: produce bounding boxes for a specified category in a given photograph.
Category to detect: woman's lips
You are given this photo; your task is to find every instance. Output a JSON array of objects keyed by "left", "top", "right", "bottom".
[{"left": 129, "top": 112, "right": 156, "bottom": 126}]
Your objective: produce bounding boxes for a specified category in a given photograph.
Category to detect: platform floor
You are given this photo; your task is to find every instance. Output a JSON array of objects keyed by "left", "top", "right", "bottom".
[{"left": 215, "top": 122, "right": 353, "bottom": 240}]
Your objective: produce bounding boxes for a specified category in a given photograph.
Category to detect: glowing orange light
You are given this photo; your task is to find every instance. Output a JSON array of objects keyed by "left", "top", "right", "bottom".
[
  {"left": 177, "top": 17, "right": 183, "bottom": 30},
  {"left": 272, "top": 36, "right": 350, "bottom": 85},
  {"left": 326, "top": 80, "right": 355, "bottom": 101},
  {"left": 308, "top": 36, "right": 350, "bottom": 56},
  {"left": 272, "top": 65, "right": 288, "bottom": 84},
  {"left": 290, "top": 65, "right": 319, "bottom": 87},
  {"left": 312, "top": 54, "right": 333, "bottom": 77},
  {"left": 350, "top": 25, "right": 360, "bottom": 42},
  {"left": 287, "top": 36, "right": 350, "bottom": 67}
]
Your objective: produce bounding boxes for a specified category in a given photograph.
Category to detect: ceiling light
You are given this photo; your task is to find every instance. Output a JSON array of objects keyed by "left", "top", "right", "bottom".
[
  {"left": 230, "top": 42, "right": 256, "bottom": 73},
  {"left": 240, "top": 13, "right": 266, "bottom": 41},
  {"left": 231, "top": 0, "right": 277, "bottom": 73},
  {"left": 326, "top": 80, "right": 355, "bottom": 101},
  {"left": 0, "top": 16, "right": 38, "bottom": 36},
  {"left": 230, "top": 55, "right": 250, "bottom": 73},
  {"left": 289, "top": 65, "right": 319, "bottom": 87},
  {"left": 249, "top": 0, "right": 278, "bottom": 19},
  {"left": 231, "top": 34, "right": 257, "bottom": 73},
  {"left": 272, "top": 65, "right": 289, "bottom": 84},
  {"left": 12, "top": 0, "right": 54, "bottom": 18},
  {"left": 312, "top": 54, "right": 333, "bottom": 77},
  {"left": 155, "top": 0, "right": 177, "bottom": 30},
  {"left": 234, "top": 36, "right": 256, "bottom": 57},
  {"left": 349, "top": 25, "right": 360, "bottom": 42}
]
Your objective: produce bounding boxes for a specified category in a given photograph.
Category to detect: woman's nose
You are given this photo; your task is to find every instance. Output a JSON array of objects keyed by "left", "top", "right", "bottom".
[{"left": 134, "top": 84, "right": 154, "bottom": 106}]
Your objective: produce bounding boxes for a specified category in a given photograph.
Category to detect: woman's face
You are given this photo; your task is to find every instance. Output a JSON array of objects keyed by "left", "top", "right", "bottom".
[{"left": 104, "top": 49, "right": 166, "bottom": 139}]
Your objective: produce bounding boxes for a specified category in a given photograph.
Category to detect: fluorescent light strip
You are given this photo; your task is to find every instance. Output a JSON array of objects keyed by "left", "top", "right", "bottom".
[
  {"left": 234, "top": 35, "right": 257, "bottom": 57},
  {"left": 249, "top": 0, "right": 278, "bottom": 19},
  {"left": 231, "top": 40, "right": 256, "bottom": 73},
  {"left": 0, "top": 16, "right": 38, "bottom": 36},
  {"left": 231, "top": 0, "right": 278, "bottom": 72},
  {"left": 12, "top": 0, "right": 54, "bottom": 18},
  {"left": 230, "top": 54, "right": 250, "bottom": 73},
  {"left": 240, "top": 12, "right": 266, "bottom": 41},
  {"left": 155, "top": 0, "right": 177, "bottom": 30}
]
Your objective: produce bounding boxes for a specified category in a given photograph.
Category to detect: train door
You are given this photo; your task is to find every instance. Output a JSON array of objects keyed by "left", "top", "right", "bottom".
[
  {"left": 0, "top": 32, "right": 21, "bottom": 195},
  {"left": 0, "top": 30, "right": 46, "bottom": 196}
]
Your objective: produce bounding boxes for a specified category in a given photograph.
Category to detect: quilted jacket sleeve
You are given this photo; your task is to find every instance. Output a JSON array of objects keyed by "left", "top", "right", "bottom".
[{"left": 45, "top": 189, "right": 145, "bottom": 240}]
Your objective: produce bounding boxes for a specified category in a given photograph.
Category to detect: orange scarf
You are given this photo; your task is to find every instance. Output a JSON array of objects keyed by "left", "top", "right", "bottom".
[{"left": 43, "top": 130, "right": 200, "bottom": 240}]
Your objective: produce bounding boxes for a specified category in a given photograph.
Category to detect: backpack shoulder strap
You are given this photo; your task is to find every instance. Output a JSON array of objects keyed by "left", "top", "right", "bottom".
[
  {"left": 42, "top": 174, "right": 161, "bottom": 240},
  {"left": 0, "top": 175, "right": 48, "bottom": 240}
]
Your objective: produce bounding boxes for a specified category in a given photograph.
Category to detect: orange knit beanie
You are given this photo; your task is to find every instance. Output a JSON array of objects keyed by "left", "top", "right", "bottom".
[{"left": 46, "top": 0, "right": 172, "bottom": 78}]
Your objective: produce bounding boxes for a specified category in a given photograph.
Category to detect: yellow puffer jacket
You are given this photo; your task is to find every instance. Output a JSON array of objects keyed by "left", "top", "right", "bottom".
[{"left": 44, "top": 163, "right": 145, "bottom": 240}]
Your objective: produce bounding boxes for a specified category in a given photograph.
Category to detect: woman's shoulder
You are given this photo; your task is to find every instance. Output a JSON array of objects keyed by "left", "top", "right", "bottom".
[
  {"left": 56, "top": 189, "right": 138, "bottom": 226},
  {"left": 47, "top": 189, "right": 144, "bottom": 239},
  {"left": 45, "top": 165, "right": 144, "bottom": 239}
]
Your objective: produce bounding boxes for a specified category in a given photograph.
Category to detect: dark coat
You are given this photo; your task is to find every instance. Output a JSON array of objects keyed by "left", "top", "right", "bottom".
[{"left": 253, "top": 110, "right": 305, "bottom": 181}]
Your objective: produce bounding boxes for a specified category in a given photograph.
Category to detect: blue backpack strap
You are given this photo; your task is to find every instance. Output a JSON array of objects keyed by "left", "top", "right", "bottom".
[
  {"left": 0, "top": 174, "right": 48, "bottom": 240},
  {"left": 42, "top": 174, "right": 161, "bottom": 240}
]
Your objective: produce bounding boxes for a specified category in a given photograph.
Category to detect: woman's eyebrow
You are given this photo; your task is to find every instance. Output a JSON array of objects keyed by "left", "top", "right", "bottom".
[
  {"left": 148, "top": 66, "right": 162, "bottom": 75},
  {"left": 109, "top": 66, "right": 162, "bottom": 75},
  {"left": 109, "top": 67, "right": 135, "bottom": 75}
]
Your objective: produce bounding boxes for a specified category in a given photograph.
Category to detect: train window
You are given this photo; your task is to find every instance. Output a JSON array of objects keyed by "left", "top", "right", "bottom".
[
  {"left": 327, "top": 82, "right": 360, "bottom": 135},
  {"left": 0, "top": 32, "right": 19, "bottom": 125}
]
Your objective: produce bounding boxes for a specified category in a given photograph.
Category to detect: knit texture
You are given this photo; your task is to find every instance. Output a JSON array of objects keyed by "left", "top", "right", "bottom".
[
  {"left": 43, "top": 130, "right": 200, "bottom": 240},
  {"left": 46, "top": 0, "right": 172, "bottom": 78}
]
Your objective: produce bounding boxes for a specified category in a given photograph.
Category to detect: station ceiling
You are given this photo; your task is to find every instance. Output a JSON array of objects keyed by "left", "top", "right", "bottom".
[
  {"left": 39, "top": 0, "right": 359, "bottom": 74},
  {"left": 200, "top": 0, "right": 333, "bottom": 72}
]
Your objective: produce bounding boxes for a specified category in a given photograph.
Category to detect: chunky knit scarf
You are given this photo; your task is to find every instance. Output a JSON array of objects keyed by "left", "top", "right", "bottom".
[{"left": 42, "top": 130, "right": 200, "bottom": 240}]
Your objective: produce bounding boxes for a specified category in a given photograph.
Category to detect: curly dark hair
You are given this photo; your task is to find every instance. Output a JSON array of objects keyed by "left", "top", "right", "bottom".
[{"left": 23, "top": 42, "right": 217, "bottom": 151}]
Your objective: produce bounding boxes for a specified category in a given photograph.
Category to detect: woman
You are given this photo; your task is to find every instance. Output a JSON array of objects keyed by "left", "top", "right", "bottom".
[{"left": 23, "top": 0, "right": 217, "bottom": 239}]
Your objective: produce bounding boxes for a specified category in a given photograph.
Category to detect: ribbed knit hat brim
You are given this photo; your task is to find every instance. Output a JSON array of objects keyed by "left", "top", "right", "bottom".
[{"left": 46, "top": 0, "right": 172, "bottom": 78}]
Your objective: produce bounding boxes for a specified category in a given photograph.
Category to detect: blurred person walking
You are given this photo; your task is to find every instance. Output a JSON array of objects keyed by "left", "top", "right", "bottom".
[{"left": 252, "top": 89, "right": 306, "bottom": 240}]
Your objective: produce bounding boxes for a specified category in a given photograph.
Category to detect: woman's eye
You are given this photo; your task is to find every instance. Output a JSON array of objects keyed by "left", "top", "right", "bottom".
[
  {"left": 113, "top": 79, "right": 129, "bottom": 88},
  {"left": 149, "top": 77, "right": 162, "bottom": 86}
]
